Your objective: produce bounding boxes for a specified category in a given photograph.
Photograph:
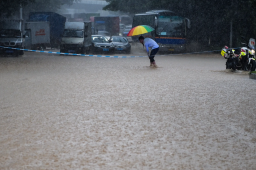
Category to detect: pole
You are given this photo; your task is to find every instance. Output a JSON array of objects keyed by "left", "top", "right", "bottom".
[
  {"left": 20, "top": 3, "right": 23, "bottom": 42},
  {"left": 20, "top": 3, "right": 23, "bottom": 29},
  {"left": 230, "top": 20, "right": 232, "bottom": 47}
]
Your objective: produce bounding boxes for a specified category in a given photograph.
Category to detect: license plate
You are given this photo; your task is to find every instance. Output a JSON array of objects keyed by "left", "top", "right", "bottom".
[
  {"left": 169, "top": 49, "right": 174, "bottom": 51},
  {"left": 68, "top": 50, "right": 75, "bottom": 53},
  {"left": 117, "top": 48, "right": 123, "bottom": 51},
  {"left": 6, "top": 50, "right": 14, "bottom": 53},
  {"left": 103, "top": 48, "right": 109, "bottom": 51}
]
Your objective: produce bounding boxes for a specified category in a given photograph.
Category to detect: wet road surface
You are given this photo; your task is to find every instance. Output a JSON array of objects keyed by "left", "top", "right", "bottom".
[{"left": 0, "top": 46, "right": 256, "bottom": 169}]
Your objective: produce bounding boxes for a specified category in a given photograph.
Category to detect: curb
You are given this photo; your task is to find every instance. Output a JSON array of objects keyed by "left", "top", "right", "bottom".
[
  {"left": 0, "top": 46, "right": 220, "bottom": 58},
  {"left": 0, "top": 46, "right": 147, "bottom": 58}
]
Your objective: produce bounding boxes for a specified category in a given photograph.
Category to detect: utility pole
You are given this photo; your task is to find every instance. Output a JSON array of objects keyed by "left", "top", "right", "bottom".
[
  {"left": 230, "top": 0, "right": 233, "bottom": 47},
  {"left": 20, "top": 3, "right": 23, "bottom": 30},
  {"left": 230, "top": 20, "right": 232, "bottom": 47},
  {"left": 20, "top": 3, "right": 23, "bottom": 41}
]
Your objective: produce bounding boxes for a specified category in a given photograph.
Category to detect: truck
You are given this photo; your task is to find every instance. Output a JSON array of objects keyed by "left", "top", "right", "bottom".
[
  {"left": 60, "top": 22, "right": 92, "bottom": 54},
  {"left": 24, "top": 12, "right": 66, "bottom": 50},
  {"left": 0, "top": 20, "right": 25, "bottom": 56},
  {"left": 94, "top": 16, "right": 119, "bottom": 36}
]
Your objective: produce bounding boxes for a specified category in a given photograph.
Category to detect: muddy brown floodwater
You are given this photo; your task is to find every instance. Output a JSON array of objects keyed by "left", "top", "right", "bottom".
[{"left": 0, "top": 45, "right": 256, "bottom": 169}]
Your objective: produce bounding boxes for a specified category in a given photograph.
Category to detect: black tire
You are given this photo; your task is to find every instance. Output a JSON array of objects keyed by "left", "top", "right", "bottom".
[
  {"left": 250, "top": 60, "right": 256, "bottom": 71},
  {"left": 81, "top": 48, "right": 85, "bottom": 54},
  {"left": 226, "top": 59, "right": 232, "bottom": 69},
  {"left": 60, "top": 49, "right": 66, "bottom": 54},
  {"left": 89, "top": 46, "right": 94, "bottom": 54},
  {"left": 19, "top": 49, "right": 24, "bottom": 55},
  {"left": 14, "top": 50, "right": 19, "bottom": 57},
  {"left": 85, "top": 47, "right": 90, "bottom": 54},
  {"left": 231, "top": 58, "right": 237, "bottom": 71}
]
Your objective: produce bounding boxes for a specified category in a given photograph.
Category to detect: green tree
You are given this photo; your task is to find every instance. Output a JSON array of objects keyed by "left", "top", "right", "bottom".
[
  {"left": 104, "top": 0, "right": 152, "bottom": 14},
  {"left": 0, "top": 0, "right": 78, "bottom": 18},
  {"left": 24, "top": 0, "right": 76, "bottom": 13},
  {"left": 0, "top": 0, "right": 35, "bottom": 17}
]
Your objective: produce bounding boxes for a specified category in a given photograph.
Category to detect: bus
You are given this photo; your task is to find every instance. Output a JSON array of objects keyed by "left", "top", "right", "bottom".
[{"left": 132, "top": 10, "right": 190, "bottom": 52}]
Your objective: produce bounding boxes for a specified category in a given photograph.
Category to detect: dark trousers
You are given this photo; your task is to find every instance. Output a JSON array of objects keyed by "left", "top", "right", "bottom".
[{"left": 149, "top": 47, "right": 159, "bottom": 63}]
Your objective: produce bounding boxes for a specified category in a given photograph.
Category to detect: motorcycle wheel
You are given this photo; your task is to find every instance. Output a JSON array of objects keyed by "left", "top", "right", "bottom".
[
  {"left": 250, "top": 60, "right": 256, "bottom": 71},
  {"left": 231, "top": 58, "right": 237, "bottom": 71},
  {"left": 226, "top": 58, "right": 232, "bottom": 69}
]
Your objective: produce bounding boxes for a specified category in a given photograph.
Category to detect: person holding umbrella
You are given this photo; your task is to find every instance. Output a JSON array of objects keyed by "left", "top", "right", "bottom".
[
  {"left": 127, "top": 25, "right": 159, "bottom": 67},
  {"left": 139, "top": 35, "right": 159, "bottom": 67}
]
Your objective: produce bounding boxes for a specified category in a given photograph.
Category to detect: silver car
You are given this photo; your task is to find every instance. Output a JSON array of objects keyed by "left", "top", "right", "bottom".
[
  {"left": 91, "top": 35, "right": 115, "bottom": 54},
  {"left": 110, "top": 36, "right": 131, "bottom": 53}
]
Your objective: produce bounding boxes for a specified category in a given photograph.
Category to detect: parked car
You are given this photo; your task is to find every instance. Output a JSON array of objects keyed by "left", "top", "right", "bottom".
[
  {"left": 122, "top": 27, "right": 133, "bottom": 42},
  {"left": 122, "top": 28, "right": 131, "bottom": 37},
  {"left": 110, "top": 36, "right": 131, "bottom": 53},
  {"left": 104, "top": 36, "right": 111, "bottom": 41},
  {"left": 91, "top": 35, "right": 115, "bottom": 54}
]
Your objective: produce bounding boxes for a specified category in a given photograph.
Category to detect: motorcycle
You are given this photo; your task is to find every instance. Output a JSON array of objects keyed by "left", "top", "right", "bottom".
[
  {"left": 239, "top": 42, "right": 256, "bottom": 71},
  {"left": 221, "top": 46, "right": 241, "bottom": 71},
  {"left": 221, "top": 38, "right": 256, "bottom": 71}
]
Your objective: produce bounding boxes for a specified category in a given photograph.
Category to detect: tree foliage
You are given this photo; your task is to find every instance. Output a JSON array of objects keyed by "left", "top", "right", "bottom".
[
  {"left": 0, "top": 0, "right": 77, "bottom": 18},
  {"left": 104, "top": 0, "right": 256, "bottom": 48},
  {"left": 24, "top": 0, "right": 76, "bottom": 13},
  {"left": 0, "top": 0, "right": 35, "bottom": 17}
]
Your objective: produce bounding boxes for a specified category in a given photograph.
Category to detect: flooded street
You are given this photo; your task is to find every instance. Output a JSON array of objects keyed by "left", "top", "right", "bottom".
[{"left": 0, "top": 47, "right": 256, "bottom": 169}]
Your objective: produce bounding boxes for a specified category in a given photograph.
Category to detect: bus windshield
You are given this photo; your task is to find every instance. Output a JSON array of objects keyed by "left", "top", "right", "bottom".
[{"left": 156, "top": 15, "right": 184, "bottom": 37}]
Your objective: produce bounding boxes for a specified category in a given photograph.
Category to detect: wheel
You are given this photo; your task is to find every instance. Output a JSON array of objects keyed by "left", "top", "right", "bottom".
[
  {"left": 250, "top": 60, "right": 256, "bottom": 71},
  {"left": 90, "top": 47, "right": 95, "bottom": 55},
  {"left": 83, "top": 47, "right": 90, "bottom": 54},
  {"left": 39, "top": 46, "right": 44, "bottom": 51},
  {"left": 226, "top": 58, "right": 232, "bottom": 69},
  {"left": 60, "top": 49, "right": 65, "bottom": 54},
  {"left": 80, "top": 48, "right": 85, "bottom": 54},
  {"left": 231, "top": 58, "right": 238, "bottom": 71},
  {"left": 14, "top": 50, "right": 19, "bottom": 57},
  {"left": 19, "top": 50, "right": 24, "bottom": 55}
]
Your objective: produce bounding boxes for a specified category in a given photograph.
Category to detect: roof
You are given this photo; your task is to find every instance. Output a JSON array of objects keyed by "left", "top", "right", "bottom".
[
  {"left": 146, "top": 10, "right": 175, "bottom": 14},
  {"left": 135, "top": 10, "right": 176, "bottom": 16}
]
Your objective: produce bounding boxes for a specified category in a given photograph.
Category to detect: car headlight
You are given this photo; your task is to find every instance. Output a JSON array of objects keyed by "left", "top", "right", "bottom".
[
  {"left": 251, "top": 49, "right": 255, "bottom": 55},
  {"left": 95, "top": 44, "right": 100, "bottom": 47}
]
